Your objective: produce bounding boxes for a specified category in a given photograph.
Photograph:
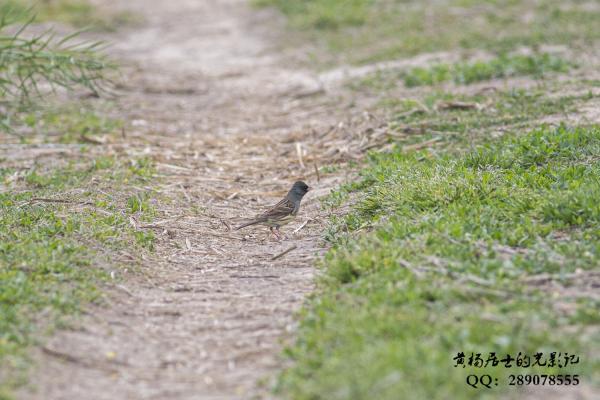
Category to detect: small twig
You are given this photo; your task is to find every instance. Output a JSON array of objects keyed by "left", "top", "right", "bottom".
[
  {"left": 114, "top": 284, "right": 134, "bottom": 297},
  {"left": 293, "top": 87, "right": 325, "bottom": 99},
  {"left": 79, "top": 135, "right": 106, "bottom": 145},
  {"left": 395, "top": 107, "right": 428, "bottom": 119},
  {"left": 396, "top": 125, "right": 425, "bottom": 135},
  {"left": 40, "top": 346, "right": 119, "bottom": 373},
  {"left": 271, "top": 245, "right": 297, "bottom": 261},
  {"left": 139, "top": 215, "right": 185, "bottom": 229},
  {"left": 396, "top": 258, "right": 425, "bottom": 277},
  {"left": 156, "top": 162, "right": 194, "bottom": 172},
  {"left": 137, "top": 224, "right": 166, "bottom": 230},
  {"left": 402, "top": 137, "right": 442, "bottom": 152},
  {"left": 208, "top": 246, "right": 226, "bottom": 256},
  {"left": 437, "top": 101, "right": 483, "bottom": 111},
  {"left": 220, "top": 219, "right": 232, "bottom": 231},
  {"left": 460, "top": 286, "right": 518, "bottom": 299},
  {"left": 475, "top": 86, "right": 499, "bottom": 95},
  {"left": 442, "top": 234, "right": 463, "bottom": 246},
  {"left": 521, "top": 271, "right": 594, "bottom": 284},
  {"left": 296, "top": 142, "right": 305, "bottom": 169},
  {"left": 314, "top": 163, "right": 320, "bottom": 182},
  {"left": 179, "top": 184, "right": 192, "bottom": 203},
  {"left": 458, "top": 274, "right": 494, "bottom": 287},
  {"left": 293, "top": 220, "right": 309, "bottom": 233},
  {"left": 41, "top": 346, "right": 83, "bottom": 364},
  {"left": 25, "top": 197, "right": 94, "bottom": 206},
  {"left": 360, "top": 141, "right": 389, "bottom": 152}
]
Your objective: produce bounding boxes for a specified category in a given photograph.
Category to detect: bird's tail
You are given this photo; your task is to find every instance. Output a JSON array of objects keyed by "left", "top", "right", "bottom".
[{"left": 234, "top": 219, "right": 262, "bottom": 230}]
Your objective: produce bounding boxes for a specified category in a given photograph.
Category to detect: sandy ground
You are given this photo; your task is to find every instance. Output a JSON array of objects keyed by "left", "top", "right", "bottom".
[{"left": 17, "top": 1, "right": 353, "bottom": 399}]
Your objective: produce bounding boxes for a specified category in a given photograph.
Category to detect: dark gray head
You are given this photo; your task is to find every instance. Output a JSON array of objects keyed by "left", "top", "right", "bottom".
[{"left": 287, "top": 181, "right": 310, "bottom": 201}]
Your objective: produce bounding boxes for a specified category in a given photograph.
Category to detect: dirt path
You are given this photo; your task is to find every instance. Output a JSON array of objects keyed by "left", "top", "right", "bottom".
[{"left": 19, "top": 1, "right": 351, "bottom": 399}]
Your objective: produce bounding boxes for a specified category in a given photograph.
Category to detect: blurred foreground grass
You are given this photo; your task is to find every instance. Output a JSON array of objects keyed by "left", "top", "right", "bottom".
[{"left": 0, "top": 0, "right": 138, "bottom": 31}]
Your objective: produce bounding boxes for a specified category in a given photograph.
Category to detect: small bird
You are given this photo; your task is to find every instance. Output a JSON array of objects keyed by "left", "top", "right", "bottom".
[{"left": 235, "top": 181, "right": 310, "bottom": 239}]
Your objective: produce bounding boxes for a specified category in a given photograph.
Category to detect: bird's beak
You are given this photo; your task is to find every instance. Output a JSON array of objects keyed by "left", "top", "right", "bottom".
[{"left": 307, "top": 186, "right": 312, "bottom": 192}]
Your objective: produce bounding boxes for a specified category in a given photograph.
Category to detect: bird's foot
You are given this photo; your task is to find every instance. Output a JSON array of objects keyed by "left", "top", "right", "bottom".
[
  {"left": 274, "top": 228, "right": 285, "bottom": 241},
  {"left": 269, "top": 227, "right": 283, "bottom": 241}
]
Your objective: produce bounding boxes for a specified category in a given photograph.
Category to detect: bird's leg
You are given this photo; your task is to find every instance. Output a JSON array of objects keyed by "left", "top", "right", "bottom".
[
  {"left": 270, "top": 226, "right": 280, "bottom": 240},
  {"left": 275, "top": 226, "right": 284, "bottom": 241}
]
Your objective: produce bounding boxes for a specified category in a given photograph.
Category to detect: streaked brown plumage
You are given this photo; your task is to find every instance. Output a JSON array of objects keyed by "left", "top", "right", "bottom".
[{"left": 235, "top": 181, "right": 310, "bottom": 239}]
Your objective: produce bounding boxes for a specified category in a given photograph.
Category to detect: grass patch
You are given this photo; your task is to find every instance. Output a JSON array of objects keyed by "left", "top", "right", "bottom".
[
  {"left": 280, "top": 125, "right": 600, "bottom": 399},
  {"left": 0, "top": 5, "right": 117, "bottom": 133},
  {"left": 254, "top": 0, "right": 369, "bottom": 30},
  {"left": 0, "top": 155, "right": 158, "bottom": 394},
  {"left": 377, "top": 88, "right": 594, "bottom": 153},
  {"left": 355, "top": 53, "right": 572, "bottom": 89},
  {"left": 0, "top": 0, "right": 139, "bottom": 31},
  {"left": 14, "top": 103, "right": 124, "bottom": 144},
  {"left": 256, "top": 0, "right": 600, "bottom": 65}
]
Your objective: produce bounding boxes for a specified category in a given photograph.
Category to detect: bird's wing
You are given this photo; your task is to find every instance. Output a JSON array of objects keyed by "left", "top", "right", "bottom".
[
  {"left": 260, "top": 197, "right": 295, "bottom": 220},
  {"left": 235, "top": 197, "right": 296, "bottom": 230}
]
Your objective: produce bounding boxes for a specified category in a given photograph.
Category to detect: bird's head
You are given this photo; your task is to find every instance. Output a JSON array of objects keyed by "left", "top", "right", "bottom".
[{"left": 289, "top": 180, "right": 310, "bottom": 199}]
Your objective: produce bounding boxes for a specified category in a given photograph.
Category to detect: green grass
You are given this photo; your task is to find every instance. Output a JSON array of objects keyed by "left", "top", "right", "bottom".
[
  {"left": 0, "top": 156, "right": 157, "bottom": 395},
  {"left": 254, "top": 0, "right": 369, "bottom": 30},
  {"left": 355, "top": 53, "right": 572, "bottom": 90},
  {"left": 280, "top": 125, "right": 600, "bottom": 399},
  {"left": 15, "top": 103, "right": 124, "bottom": 144},
  {"left": 0, "top": 0, "right": 139, "bottom": 31},
  {"left": 371, "top": 87, "right": 594, "bottom": 154},
  {"left": 0, "top": 4, "right": 118, "bottom": 133},
  {"left": 256, "top": 0, "right": 600, "bottom": 65}
]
